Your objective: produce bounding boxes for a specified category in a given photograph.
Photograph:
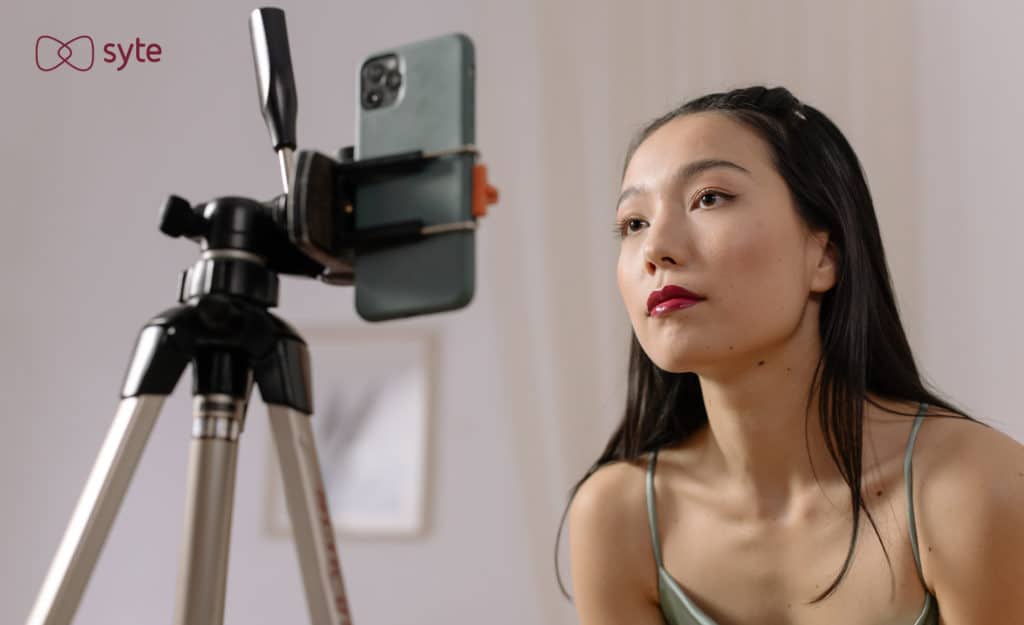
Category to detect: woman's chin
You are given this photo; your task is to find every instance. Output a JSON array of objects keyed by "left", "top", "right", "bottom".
[{"left": 649, "top": 354, "right": 698, "bottom": 374}]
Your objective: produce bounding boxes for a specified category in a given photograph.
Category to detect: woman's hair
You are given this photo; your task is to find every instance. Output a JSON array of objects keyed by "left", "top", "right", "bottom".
[{"left": 555, "top": 85, "right": 976, "bottom": 604}]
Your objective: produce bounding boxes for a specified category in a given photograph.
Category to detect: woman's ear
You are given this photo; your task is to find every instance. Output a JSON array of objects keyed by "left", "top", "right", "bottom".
[{"left": 809, "top": 231, "right": 838, "bottom": 294}]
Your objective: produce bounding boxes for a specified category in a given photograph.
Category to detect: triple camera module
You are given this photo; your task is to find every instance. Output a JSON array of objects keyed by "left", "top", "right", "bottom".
[{"left": 361, "top": 54, "right": 402, "bottom": 110}]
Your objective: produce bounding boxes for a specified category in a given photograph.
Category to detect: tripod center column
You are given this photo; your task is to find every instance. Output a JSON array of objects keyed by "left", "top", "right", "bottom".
[
  {"left": 174, "top": 389, "right": 250, "bottom": 625},
  {"left": 192, "top": 395, "right": 248, "bottom": 441}
]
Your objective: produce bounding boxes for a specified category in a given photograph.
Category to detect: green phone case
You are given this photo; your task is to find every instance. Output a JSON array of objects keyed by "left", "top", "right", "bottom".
[{"left": 354, "top": 33, "right": 476, "bottom": 321}]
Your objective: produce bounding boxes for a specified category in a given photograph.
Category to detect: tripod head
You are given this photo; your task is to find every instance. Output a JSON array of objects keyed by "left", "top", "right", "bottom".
[
  {"left": 155, "top": 8, "right": 323, "bottom": 307},
  {"left": 158, "top": 194, "right": 318, "bottom": 308},
  {"left": 157, "top": 8, "right": 497, "bottom": 308}
]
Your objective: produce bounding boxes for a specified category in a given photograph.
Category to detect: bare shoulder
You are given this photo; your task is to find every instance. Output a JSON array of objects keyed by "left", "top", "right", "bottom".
[
  {"left": 911, "top": 409, "right": 1023, "bottom": 515},
  {"left": 911, "top": 410, "right": 1023, "bottom": 488},
  {"left": 568, "top": 456, "right": 666, "bottom": 624},
  {"left": 910, "top": 410, "right": 1024, "bottom": 621}
]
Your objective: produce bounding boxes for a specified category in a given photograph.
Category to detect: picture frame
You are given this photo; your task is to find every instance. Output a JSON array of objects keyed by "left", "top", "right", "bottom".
[{"left": 264, "top": 324, "right": 436, "bottom": 539}]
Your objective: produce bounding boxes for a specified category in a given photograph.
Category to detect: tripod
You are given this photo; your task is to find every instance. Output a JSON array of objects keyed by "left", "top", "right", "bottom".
[
  {"left": 22, "top": 8, "right": 497, "bottom": 625},
  {"left": 25, "top": 194, "right": 352, "bottom": 625}
]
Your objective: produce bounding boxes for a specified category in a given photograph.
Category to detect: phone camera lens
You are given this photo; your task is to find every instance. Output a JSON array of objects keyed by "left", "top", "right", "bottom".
[
  {"left": 385, "top": 70, "right": 403, "bottom": 89},
  {"left": 363, "top": 88, "right": 383, "bottom": 109},
  {"left": 364, "top": 63, "right": 386, "bottom": 83}
]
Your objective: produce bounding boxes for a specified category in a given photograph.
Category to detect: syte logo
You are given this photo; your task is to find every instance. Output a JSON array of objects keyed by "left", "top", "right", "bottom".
[{"left": 36, "top": 35, "right": 163, "bottom": 72}]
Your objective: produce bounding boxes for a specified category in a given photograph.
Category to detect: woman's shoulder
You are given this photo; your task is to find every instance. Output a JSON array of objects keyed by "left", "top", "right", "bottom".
[
  {"left": 910, "top": 404, "right": 1022, "bottom": 485},
  {"left": 569, "top": 455, "right": 655, "bottom": 543},
  {"left": 901, "top": 401, "right": 1021, "bottom": 511},
  {"left": 568, "top": 455, "right": 661, "bottom": 603},
  {"left": 867, "top": 398, "right": 1019, "bottom": 476},
  {"left": 909, "top": 405, "right": 1024, "bottom": 620}
]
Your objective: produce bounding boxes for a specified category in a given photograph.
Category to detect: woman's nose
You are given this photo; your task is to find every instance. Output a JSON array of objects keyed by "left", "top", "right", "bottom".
[{"left": 642, "top": 216, "right": 686, "bottom": 272}]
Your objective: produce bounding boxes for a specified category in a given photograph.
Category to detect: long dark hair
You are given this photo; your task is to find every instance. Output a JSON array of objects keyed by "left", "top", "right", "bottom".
[{"left": 555, "top": 85, "right": 976, "bottom": 604}]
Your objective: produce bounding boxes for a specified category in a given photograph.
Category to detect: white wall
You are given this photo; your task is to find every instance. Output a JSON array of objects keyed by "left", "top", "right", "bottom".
[
  {"left": 914, "top": 0, "right": 1024, "bottom": 437},
  {"left": 1, "top": 1, "right": 1019, "bottom": 624}
]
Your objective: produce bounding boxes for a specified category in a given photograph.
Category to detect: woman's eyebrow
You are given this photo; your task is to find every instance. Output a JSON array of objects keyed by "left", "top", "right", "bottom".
[{"left": 616, "top": 158, "right": 752, "bottom": 210}]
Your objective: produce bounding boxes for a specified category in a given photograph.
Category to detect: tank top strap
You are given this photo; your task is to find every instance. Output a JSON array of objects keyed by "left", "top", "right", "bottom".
[
  {"left": 646, "top": 449, "right": 665, "bottom": 571},
  {"left": 903, "top": 401, "right": 930, "bottom": 589}
]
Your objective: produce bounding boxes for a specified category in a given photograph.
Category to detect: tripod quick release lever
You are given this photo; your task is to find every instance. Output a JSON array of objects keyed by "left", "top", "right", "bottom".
[{"left": 249, "top": 7, "right": 298, "bottom": 194}]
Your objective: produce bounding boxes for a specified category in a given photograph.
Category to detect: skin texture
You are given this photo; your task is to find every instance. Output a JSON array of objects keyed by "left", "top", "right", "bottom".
[{"left": 568, "top": 111, "right": 1024, "bottom": 625}]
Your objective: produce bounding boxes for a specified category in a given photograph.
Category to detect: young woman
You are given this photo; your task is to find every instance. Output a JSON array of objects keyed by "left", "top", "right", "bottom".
[{"left": 557, "top": 86, "right": 1024, "bottom": 625}]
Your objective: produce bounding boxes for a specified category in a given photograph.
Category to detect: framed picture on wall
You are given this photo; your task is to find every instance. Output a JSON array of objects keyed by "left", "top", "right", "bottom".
[{"left": 264, "top": 324, "right": 436, "bottom": 538}]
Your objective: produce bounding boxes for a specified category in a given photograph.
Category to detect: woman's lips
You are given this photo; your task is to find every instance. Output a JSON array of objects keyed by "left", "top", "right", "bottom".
[
  {"left": 647, "top": 284, "right": 705, "bottom": 316},
  {"left": 649, "top": 298, "right": 702, "bottom": 317}
]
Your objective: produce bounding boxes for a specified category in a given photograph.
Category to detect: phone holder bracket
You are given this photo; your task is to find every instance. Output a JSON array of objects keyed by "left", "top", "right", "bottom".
[{"left": 287, "top": 144, "right": 499, "bottom": 285}]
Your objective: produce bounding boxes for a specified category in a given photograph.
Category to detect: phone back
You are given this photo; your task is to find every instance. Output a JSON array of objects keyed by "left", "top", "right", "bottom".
[{"left": 355, "top": 33, "right": 475, "bottom": 321}]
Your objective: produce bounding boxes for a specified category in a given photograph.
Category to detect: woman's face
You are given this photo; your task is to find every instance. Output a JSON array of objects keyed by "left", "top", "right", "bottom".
[{"left": 615, "top": 111, "right": 835, "bottom": 375}]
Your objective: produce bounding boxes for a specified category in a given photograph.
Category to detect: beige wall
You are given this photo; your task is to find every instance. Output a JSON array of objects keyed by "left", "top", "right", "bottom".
[{"left": 1, "top": 1, "right": 1018, "bottom": 624}]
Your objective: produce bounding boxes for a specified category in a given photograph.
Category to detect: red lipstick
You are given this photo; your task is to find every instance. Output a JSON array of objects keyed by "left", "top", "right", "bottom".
[{"left": 647, "top": 285, "right": 704, "bottom": 317}]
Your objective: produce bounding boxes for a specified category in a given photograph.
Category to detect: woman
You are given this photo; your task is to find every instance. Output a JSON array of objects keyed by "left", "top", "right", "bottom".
[{"left": 556, "top": 86, "right": 1024, "bottom": 625}]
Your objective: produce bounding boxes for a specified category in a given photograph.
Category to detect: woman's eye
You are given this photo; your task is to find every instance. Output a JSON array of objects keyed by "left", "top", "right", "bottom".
[
  {"left": 614, "top": 191, "right": 733, "bottom": 239},
  {"left": 694, "top": 190, "right": 733, "bottom": 209},
  {"left": 612, "top": 217, "right": 646, "bottom": 238}
]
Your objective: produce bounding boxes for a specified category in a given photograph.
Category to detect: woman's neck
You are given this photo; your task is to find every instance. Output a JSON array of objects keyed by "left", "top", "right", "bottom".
[{"left": 693, "top": 327, "right": 847, "bottom": 521}]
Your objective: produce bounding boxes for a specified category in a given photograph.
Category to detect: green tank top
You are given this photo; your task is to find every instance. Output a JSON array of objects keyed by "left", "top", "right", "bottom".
[{"left": 645, "top": 402, "right": 939, "bottom": 625}]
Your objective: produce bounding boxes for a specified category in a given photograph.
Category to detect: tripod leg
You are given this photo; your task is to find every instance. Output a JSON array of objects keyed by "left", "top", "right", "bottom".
[
  {"left": 171, "top": 334, "right": 254, "bottom": 625},
  {"left": 268, "top": 404, "right": 353, "bottom": 625},
  {"left": 25, "top": 313, "right": 190, "bottom": 625},
  {"left": 26, "top": 396, "right": 166, "bottom": 625}
]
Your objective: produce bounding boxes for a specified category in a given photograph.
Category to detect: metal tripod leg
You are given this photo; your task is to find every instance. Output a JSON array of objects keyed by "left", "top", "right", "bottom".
[
  {"left": 173, "top": 393, "right": 248, "bottom": 625},
  {"left": 25, "top": 396, "right": 167, "bottom": 625},
  {"left": 26, "top": 315, "right": 190, "bottom": 625},
  {"left": 268, "top": 404, "right": 352, "bottom": 625}
]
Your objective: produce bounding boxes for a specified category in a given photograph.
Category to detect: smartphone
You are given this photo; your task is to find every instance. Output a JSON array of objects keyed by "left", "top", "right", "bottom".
[{"left": 353, "top": 33, "right": 476, "bottom": 322}]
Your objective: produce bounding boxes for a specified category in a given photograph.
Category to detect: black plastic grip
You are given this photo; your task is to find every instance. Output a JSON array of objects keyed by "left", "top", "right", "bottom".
[{"left": 249, "top": 8, "right": 297, "bottom": 150}]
